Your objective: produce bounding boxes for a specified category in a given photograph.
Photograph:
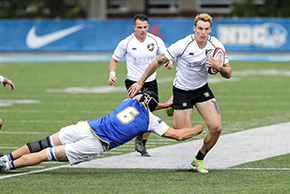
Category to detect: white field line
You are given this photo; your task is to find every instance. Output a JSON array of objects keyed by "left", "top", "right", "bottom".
[
  {"left": 10, "top": 120, "right": 66, "bottom": 123},
  {"left": 0, "top": 165, "right": 69, "bottom": 180},
  {"left": 0, "top": 147, "right": 19, "bottom": 149},
  {"left": 0, "top": 100, "right": 40, "bottom": 107},
  {"left": 229, "top": 168, "right": 290, "bottom": 171},
  {"left": 100, "top": 152, "right": 123, "bottom": 154},
  {"left": 0, "top": 131, "right": 50, "bottom": 135},
  {"left": 105, "top": 148, "right": 131, "bottom": 151},
  {"left": 44, "top": 69, "right": 290, "bottom": 94},
  {"left": 3, "top": 166, "right": 289, "bottom": 180}
]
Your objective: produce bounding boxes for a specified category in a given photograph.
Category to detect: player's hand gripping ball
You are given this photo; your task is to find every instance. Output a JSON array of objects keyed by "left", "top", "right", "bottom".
[{"left": 207, "top": 47, "right": 225, "bottom": 75}]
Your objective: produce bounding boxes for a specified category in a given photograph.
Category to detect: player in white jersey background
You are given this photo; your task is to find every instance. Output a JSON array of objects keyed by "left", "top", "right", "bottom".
[
  {"left": 0, "top": 92, "right": 203, "bottom": 172},
  {"left": 128, "top": 13, "right": 232, "bottom": 173},
  {"left": 108, "top": 14, "right": 173, "bottom": 157}
]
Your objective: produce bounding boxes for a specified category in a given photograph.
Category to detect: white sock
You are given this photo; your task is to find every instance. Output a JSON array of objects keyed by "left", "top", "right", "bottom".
[
  {"left": 5, "top": 162, "right": 10, "bottom": 171},
  {"left": 6, "top": 161, "right": 15, "bottom": 171},
  {"left": 0, "top": 155, "right": 9, "bottom": 162}
]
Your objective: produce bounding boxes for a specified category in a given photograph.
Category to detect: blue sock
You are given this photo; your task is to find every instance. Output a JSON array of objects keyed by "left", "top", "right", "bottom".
[{"left": 8, "top": 152, "right": 14, "bottom": 161}]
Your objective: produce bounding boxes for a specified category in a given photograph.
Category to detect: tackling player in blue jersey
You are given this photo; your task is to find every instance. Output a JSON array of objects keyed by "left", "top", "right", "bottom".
[{"left": 0, "top": 92, "right": 203, "bottom": 172}]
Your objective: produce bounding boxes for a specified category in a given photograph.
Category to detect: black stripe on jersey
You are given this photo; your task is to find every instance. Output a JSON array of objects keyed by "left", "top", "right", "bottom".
[
  {"left": 166, "top": 48, "right": 174, "bottom": 59},
  {"left": 124, "top": 34, "right": 135, "bottom": 55},
  {"left": 147, "top": 33, "right": 159, "bottom": 49},
  {"left": 113, "top": 53, "right": 124, "bottom": 61},
  {"left": 179, "top": 34, "right": 195, "bottom": 57},
  {"left": 207, "top": 35, "right": 218, "bottom": 49}
]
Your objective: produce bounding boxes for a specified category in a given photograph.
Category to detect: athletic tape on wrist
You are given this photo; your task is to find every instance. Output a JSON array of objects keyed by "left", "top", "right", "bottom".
[{"left": 109, "top": 71, "right": 116, "bottom": 77}]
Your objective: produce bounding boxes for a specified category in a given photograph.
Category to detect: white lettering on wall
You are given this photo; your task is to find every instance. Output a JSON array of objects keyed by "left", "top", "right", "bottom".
[{"left": 217, "top": 23, "right": 287, "bottom": 48}]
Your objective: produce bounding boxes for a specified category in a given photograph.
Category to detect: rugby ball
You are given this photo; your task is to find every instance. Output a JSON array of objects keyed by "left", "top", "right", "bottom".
[{"left": 207, "top": 47, "right": 225, "bottom": 75}]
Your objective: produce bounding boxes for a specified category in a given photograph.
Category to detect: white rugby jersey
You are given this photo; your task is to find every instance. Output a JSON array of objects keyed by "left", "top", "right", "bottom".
[
  {"left": 112, "top": 33, "right": 166, "bottom": 82},
  {"left": 164, "top": 34, "right": 229, "bottom": 91}
]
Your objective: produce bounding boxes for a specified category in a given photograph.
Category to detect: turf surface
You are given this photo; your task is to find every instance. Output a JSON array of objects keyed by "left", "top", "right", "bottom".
[{"left": 0, "top": 61, "right": 290, "bottom": 193}]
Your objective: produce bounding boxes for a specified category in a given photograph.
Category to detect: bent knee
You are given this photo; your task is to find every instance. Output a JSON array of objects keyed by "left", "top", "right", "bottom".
[{"left": 209, "top": 125, "right": 222, "bottom": 135}]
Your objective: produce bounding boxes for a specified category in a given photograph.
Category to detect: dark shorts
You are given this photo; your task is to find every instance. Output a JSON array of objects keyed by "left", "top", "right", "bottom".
[
  {"left": 125, "top": 79, "right": 159, "bottom": 102},
  {"left": 173, "top": 83, "right": 215, "bottom": 110}
]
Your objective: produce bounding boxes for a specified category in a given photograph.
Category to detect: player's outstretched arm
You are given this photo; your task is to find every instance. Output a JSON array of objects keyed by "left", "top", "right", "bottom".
[
  {"left": 165, "top": 125, "right": 203, "bottom": 141},
  {"left": 155, "top": 95, "right": 173, "bottom": 110},
  {"left": 1, "top": 76, "right": 15, "bottom": 90},
  {"left": 128, "top": 54, "right": 169, "bottom": 97}
]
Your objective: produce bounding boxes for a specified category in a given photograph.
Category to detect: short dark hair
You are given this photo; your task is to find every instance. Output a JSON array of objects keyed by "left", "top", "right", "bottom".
[{"left": 133, "top": 14, "right": 149, "bottom": 25}]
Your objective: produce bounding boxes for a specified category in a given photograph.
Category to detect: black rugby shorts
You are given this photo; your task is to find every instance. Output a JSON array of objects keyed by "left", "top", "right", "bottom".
[{"left": 173, "top": 83, "right": 214, "bottom": 110}]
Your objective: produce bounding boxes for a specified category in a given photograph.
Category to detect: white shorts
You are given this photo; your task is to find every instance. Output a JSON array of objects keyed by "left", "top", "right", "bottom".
[{"left": 59, "top": 121, "right": 104, "bottom": 165}]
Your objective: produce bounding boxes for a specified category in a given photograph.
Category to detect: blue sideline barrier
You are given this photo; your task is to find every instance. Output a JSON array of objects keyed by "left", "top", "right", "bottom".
[
  {"left": 0, "top": 18, "right": 289, "bottom": 53},
  {"left": 1, "top": 53, "right": 289, "bottom": 63}
]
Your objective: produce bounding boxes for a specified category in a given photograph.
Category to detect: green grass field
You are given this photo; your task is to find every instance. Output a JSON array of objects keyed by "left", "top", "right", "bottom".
[{"left": 0, "top": 60, "right": 290, "bottom": 193}]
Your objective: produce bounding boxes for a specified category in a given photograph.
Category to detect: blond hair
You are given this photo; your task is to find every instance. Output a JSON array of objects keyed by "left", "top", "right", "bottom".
[{"left": 194, "top": 13, "right": 212, "bottom": 26}]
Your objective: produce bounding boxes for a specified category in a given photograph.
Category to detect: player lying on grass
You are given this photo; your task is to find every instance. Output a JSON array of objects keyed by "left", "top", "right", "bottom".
[{"left": 0, "top": 91, "right": 203, "bottom": 172}]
